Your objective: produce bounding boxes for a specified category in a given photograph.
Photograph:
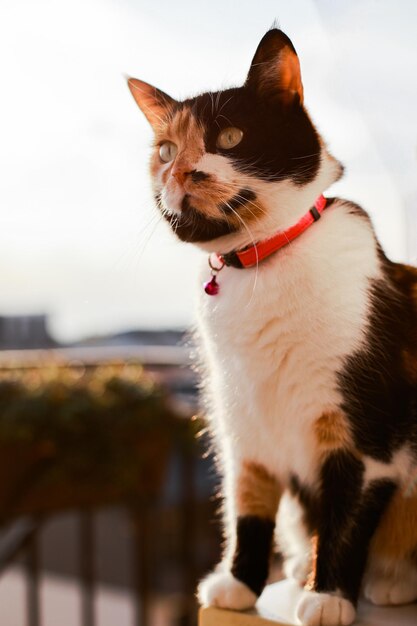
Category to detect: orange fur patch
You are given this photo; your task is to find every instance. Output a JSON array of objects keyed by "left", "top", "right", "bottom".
[
  {"left": 278, "top": 47, "right": 304, "bottom": 104},
  {"left": 391, "top": 262, "right": 417, "bottom": 286},
  {"left": 255, "top": 45, "right": 303, "bottom": 104},
  {"left": 237, "top": 461, "right": 281, "bottom": 520},
  {"left": 150, "top": 106, "right": 205, "bottom": 182},
  {"left": 151, "top": 105, "right": 266, "bottom": 224},
  {"left": 305, "top": 534, "right": 318, "bottom": 590},
  {"left": 370, "top": 488, "right": 417, "bottom": 561},
  {"left": 235, "top": 196, "right": 267, "bottom": 224},
  {"left": 155, "top": 107, "right": 204, "bottom": 163},
  {"left": 314, "top": 411, "right": 352, "bottom": 451},
  {"left": 127, "top": 78, "right": 174, "bottom": 128},
  {"left": 402, "top": 348, "right": 417, "bottom": 385}
]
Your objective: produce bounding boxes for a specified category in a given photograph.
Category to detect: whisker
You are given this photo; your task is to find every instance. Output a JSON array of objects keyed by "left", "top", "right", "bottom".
[
  {"left": 133, "top": 211, "right": 166, "bottom": 269},
  {"left": 209, "top": 92, "right": 215, "bottom": 116},
  {"left": 215, "top": 89, "right": 223, "bottom": 113},
  {"left": 215, "top": 113, "right": 234, "bottom": 127},
  {"left": 226, "top": 192, "right": 268, "bottom": 221},
  {"left": 290, "top": 152, "right": 321, "bottom": 160},
  {"left": 220, "top": 202, "right": 259, "bottom": 305},
  {"left": 214, "top": 95, "right": 234, "bottom": 123}
]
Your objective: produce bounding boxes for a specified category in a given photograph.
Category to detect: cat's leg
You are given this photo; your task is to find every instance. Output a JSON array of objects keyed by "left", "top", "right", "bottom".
[
  {"left": 364, "top": 558, "right": 417, "bottom": 605},
  {"left": 198, "top": 460, "right": 281, "bottom": 610},
  {"left": 277, "top": 489, "right": 313, "bottom": 585},
  {"left": 364, "top": 488, "right": 417, "bottom": 605},
  {"left": 296, "top": 450, "right": 396, "bottom": 626}
]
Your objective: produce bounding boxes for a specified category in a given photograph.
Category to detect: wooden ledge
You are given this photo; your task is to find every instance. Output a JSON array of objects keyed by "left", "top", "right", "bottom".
[
  {"left": 200, "top": 606, "right": 289, "bottom": 626},
  {"left": 199, "top": 580, "right": 417, "bottom": 626}
]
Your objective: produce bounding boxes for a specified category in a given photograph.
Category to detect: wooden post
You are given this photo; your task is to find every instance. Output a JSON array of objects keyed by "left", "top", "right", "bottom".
[
  {"left": 178, "top": 448, "right": 197, "bottom": 626},
  {"left": 131, "top": 504, "right": 152, "bottom": 626},
  {"left": 80, "top": 510, "right": 95, "bottom": 626},
  {"left": 26, "top": 529, "right": 40, "bottom": 626}
]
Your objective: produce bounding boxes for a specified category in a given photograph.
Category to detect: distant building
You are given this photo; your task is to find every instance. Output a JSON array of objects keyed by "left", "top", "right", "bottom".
[
  {"left": 73, "top": 328, "right": 187, "bottom": 348},
  {"left": 0, "top": 315, "right": 55, "bottom": 349}
]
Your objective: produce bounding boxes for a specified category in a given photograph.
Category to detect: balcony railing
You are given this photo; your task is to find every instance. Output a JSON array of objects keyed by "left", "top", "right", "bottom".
[{"left": 0, "top": 356, "right": 221, "bottom": 626}]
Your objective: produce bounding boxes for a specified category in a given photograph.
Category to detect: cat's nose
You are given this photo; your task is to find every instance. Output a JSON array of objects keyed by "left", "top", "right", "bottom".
[{"left": 171, "top": 166, "right": 192, "bottom": 186}]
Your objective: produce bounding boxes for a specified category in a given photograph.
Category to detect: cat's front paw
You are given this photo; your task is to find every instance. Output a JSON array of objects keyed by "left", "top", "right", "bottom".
[
  {"left": 197, "top": 571, "right": 257, "bottom": 610},
  {"left": 364, "top": 576, "right": 417, "bottom": 606},
  {"left": 296, "top": 591, "right": 356, "bottom": 626}
]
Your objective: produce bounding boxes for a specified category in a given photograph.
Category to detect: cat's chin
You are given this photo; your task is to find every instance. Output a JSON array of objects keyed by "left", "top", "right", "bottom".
[{"left": 162, "top": 204, "right": 240, "bottom": 244}]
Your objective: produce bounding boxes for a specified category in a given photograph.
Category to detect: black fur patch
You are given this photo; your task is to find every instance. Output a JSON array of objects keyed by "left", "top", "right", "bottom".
[
  {"left": 179, "top": 88, "right": 321, "bottom": 186},
  {"left": 159, "top": 193, "right": 238, "bottom": 243},
  {"left": 313, "top": 451, "right": 395, "bottom": 603},
  {"left": 343, "top": 199, "right": 371, "bottom": 221},
  {"left": 338, "top": 248, "right": 417, "bottom": 460},
  {"left": 289, "top": 473, "right": 319, "bottom": 533},
  {"left": 219, "top": 188, "right": 257, "bottom": 215},
  {"left": 314, "top": 450, "right": 364, "bottom": 593},
  {"left": 190, "top": 170, "right": 210, "bottom": 183},
  {"left": 335, "top": 480, "right": 396, "bottom": 602},
  {"left": 319, "top": 450, "right": 364, "bottom": 533},
  {"left": 231, "top": 515, "right": 275, "bottom": 596}
]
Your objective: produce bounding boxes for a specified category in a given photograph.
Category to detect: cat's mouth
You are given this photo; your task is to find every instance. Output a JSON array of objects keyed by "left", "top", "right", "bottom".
[
  {"left": 157, "top": 188, "right": 257, "bottom": 243},
  {"left": 163, "top": 193, "right": 240, "bottom": 243}
]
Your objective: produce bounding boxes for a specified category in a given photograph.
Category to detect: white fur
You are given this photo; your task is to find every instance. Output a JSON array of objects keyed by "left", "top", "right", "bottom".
[
  {"left": 174, "top": 144, "right": 414, "bottom": 620},
  {"left": 195, "top": 149, "right": 385, "bottom": 614},
  {"left": 197, "top": 161, "right": 381, "bottom": 491},
  {"left": 277, "top": 491, "right": 312, "bottom": 584},
  {"left": 161, "top": 183, "right": 182, "bottom": 215},
  {"left": 296, "top": 591, "right": 356, "bottom": 626},
  {"left": 363, "top": 447, "right": 415, "bottom": 489},
  {"left": 194, "top": 148, "right": 415, "bottom": 621},
  {"left": 196, "top": 153, "right": 238, "bottom": 183},
  {"left": 197, "top": 571, "right": 257, "bottom": 610},
  {"left": 194, "top": 150, "right": 342, "bottom": 254}
]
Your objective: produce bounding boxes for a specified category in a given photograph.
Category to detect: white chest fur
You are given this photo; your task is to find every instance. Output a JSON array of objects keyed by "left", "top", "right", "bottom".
[{"left": 196, "top": 201, "right": 381, "bottom": 486}]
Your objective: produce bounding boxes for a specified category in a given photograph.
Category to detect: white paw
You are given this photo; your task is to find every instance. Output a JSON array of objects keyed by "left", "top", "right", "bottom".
[
  {"left": 296, "top": 591, "right": 356, "bottom": 626},
  {"left": 197, "top": 571, "right": 257, "bottom": 610},
  {"left": 364, "top": 577, "right": 417, "bottom": 606},
  {"left": 283, "top": 553, "right": 311, "bottom": 584}
]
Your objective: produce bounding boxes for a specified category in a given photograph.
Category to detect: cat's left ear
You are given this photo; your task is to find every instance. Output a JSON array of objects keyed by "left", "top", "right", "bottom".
[
  {"left": 127, "top": 78, "right": 176, "bottom": 128},
  {"left": 245, "top": 29, "right": 304, "bottom": 106}
]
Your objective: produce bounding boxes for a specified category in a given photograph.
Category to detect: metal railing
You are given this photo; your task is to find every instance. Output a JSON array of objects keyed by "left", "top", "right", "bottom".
[
  {"left": 0, "top": 453, "right": 210, "bottom": 626},
  {"left": 0, "top": 351, "right": 219, "bottom": 626}
]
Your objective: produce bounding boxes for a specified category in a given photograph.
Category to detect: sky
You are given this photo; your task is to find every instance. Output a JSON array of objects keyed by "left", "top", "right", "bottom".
[{"left": 0, "top": 0, "right": 416, "bottom": 342}]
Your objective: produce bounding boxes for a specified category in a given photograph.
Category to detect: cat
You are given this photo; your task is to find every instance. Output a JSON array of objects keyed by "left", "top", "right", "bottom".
[{"left": 127, "top": 28, "right": 417, "bottom": 626}]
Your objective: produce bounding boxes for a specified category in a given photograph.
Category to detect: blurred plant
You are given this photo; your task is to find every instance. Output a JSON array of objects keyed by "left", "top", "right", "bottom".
[{"left": 0, "top": 362, "right": 199, "bottom": 515}]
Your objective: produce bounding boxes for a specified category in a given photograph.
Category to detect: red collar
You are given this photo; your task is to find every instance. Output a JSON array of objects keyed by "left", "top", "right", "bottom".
[{"left": 204, "top": 195, "right": 327, "bottom": 295}]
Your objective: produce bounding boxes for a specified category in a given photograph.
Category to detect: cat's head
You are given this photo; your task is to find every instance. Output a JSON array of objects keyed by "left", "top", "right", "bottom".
[{"left": 128, "top": 29, "right": 342, "bottom": 252}]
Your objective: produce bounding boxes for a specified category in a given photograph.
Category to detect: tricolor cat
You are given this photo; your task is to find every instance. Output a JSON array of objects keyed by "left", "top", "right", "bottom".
[{"left": 127, "top": 28, "right": 417, "bottom": 626}]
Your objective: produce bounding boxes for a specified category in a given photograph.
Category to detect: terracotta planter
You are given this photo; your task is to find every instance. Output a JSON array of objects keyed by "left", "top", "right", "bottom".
[{"left": 0, "top": 431, "right": 172, "bottom": 519}]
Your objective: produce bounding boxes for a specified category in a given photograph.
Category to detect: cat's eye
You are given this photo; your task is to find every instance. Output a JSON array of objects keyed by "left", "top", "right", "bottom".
[
  {"left": 159, "top": 141, "right": 178, "bottom": 163},
  {"left": 216, "top": 127, "right": 243, "bottom": 150}
]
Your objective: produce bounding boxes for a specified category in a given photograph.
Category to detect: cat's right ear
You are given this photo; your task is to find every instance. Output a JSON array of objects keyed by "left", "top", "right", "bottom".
[
  {"left": 127, "top": 78, "right": 176, "bottom": 128},
  {"left": 245, "top": 29, "right": 304, "bottom": 106}
]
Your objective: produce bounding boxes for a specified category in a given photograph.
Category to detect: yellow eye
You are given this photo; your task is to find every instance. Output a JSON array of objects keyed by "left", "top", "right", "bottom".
[
  {"left": 216, "top": 127, "right": 243, "bottom": 150},
  {"left": 159, "top": 141, "right": 178, "bottom": 163}
]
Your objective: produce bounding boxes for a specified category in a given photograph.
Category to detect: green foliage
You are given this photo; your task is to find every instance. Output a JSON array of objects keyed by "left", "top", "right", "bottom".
[{"left": 0, "top": 362, "right": 196, "bottom": 506}]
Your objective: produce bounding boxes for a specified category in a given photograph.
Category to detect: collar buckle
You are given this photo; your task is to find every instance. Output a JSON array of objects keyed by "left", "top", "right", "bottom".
[{"left": 309, "top": 206, "right": 321, "bottom": 221}]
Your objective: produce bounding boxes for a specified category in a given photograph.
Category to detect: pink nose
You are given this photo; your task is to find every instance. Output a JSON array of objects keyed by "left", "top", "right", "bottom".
[{"left": 171, "top": 167, "right": 191, "bottom": 186}]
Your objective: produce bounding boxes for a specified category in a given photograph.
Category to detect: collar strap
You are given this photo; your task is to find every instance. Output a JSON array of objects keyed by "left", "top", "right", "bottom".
[{"left": 220, "top": 194, "right": 327, "bottom": 269}]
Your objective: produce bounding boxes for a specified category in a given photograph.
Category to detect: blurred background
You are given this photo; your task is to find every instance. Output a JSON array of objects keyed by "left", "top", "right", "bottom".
[{"left": 0, "top": 0, "right": 416, "bottom": 624}]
